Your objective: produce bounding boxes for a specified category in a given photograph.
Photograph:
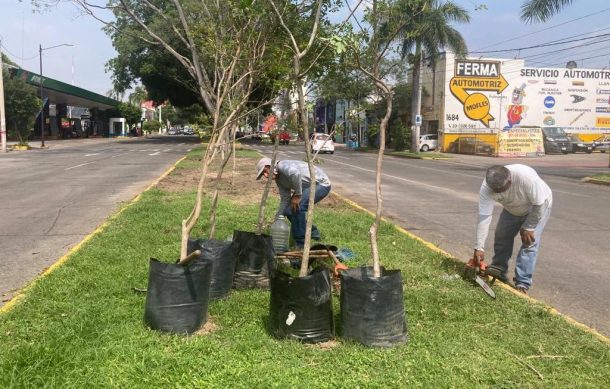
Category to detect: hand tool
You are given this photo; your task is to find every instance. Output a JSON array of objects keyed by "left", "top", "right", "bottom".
[{"left": 466, "top": 257, "right": 495, "bottom": 299}]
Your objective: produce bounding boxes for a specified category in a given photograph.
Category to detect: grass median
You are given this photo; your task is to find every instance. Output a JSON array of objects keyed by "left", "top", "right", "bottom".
[{"left": 1, "top": 147, "right": 608, "bottom": 387}]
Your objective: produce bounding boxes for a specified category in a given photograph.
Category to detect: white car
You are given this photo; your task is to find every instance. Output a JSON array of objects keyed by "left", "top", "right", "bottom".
[
  {"left": 419, "top": 134, "right": 438, "bottom": 151},
  {"left": 311, "top": 133, "right": 335, "bottom": 154}
]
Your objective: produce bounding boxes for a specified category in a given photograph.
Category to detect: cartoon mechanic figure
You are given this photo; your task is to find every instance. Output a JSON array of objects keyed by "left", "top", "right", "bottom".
[{"left": 505, "top": 84, "right": 527, "bottom": 129}]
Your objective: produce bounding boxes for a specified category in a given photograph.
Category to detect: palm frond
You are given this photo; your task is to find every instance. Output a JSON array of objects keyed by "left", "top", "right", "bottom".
[{"left": 520, "top": 0, "right": 574, "bottom": 24}]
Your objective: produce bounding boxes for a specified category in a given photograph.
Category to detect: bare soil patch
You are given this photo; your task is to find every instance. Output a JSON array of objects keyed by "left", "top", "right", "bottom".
[
  {"left": 156, "top": 148, "right": 339, "bottom": 210},
  {"left": 157, "top": 152, "right": 262, "bottom": 205}
]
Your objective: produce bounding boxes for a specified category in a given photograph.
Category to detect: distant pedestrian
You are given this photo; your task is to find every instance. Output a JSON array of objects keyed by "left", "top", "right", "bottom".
[
  {"left": 472, "top": 164, "right": 552, "bottom": 293},
  {"left": 256, "top": 158, "right": 331, "bottom": 248}
]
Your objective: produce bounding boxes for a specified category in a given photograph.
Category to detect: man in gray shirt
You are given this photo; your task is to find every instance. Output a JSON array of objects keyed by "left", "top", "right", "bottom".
[
  {"left": 473, "top": 165, "right": 552, "bottom": 293},
  {"left": 256, "top": 157, "right": 331, "bottom": 248}
]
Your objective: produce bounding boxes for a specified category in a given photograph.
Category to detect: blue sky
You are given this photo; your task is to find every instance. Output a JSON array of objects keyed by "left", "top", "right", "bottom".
[{"left": 1, "top": 0, "right": 609, "bottom": 97}]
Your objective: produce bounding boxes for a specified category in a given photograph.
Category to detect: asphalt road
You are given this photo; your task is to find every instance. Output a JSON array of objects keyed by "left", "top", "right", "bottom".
[
  {"left": 0, "top": 135, "right": 200, "bottom": 306},
  {"left": 252, "top": 143, "right": 610, "bottom": 337}
]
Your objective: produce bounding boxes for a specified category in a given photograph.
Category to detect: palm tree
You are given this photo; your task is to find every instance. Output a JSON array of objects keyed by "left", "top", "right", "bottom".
[
  {"left": 128, "top": 85, "right": 148, "bottom": 107},
  {"left": 398, "top": 0, "right": 470, "bottom": 152},
  {"left": 521, "top": 0, "right": 575, "bottom": 23}
]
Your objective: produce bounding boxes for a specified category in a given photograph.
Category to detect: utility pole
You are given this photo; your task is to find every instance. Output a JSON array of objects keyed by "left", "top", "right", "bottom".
[
  {"left": 39, "top": 44, "right": 45, "bottom": 148},
  {"left": 1, "top": 40, "right": 7, "bottom": 153},
  {"left": 413, "top": 48, "right": 423, "bottom": 153}
]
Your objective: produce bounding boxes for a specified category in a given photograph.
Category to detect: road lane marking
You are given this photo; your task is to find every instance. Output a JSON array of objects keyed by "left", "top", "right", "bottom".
[
  {"left": 163, "top": 149, "right": 172, "bottom": 152},
  {"left": 65, "top": 161, "right": 95, "bottom": 170},
  {"left": 85, "top": 153, "right": 99, "bottom": 157},
  {"left": 323, "top": 158, "right": 479, "bottom": 202},
  {"left": 149, "top": 152, "right": 161, "bottom": 156}
]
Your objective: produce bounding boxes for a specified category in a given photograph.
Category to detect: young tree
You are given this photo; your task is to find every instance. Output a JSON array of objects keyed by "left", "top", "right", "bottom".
[
  {"left": 268, "top": 0, "right": 328, "bottom": 277},
  {"left": 3, "top": 68, "right": 40, "bottom": 146},
  {"left": 31, "top": 0, "right": 287, "bottom": 259},
  {"left": 341, "top": 0, "right": 429, "bottom": 276}
]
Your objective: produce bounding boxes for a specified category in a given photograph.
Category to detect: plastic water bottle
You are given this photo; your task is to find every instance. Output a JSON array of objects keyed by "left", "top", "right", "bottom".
[{"left": 271, "top": 216, "right": 290, "bottom": 253}]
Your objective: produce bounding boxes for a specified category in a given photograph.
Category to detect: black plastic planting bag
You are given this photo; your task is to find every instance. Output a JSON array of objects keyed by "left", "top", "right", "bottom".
[
  {"left": 340, "top": 266, "right": 408, "bottom": 347},
  {"left": 187, "top": 238, "right": 238, "bottom": 300},
  {"left": 269, "top": 268, "right": 334, "bottom": 343},
  {"left": 232, "top": 230, "right": 276, "bottom": 289},
  {"left": 144, "top": 258, "right": 212, "bottom": 334}
]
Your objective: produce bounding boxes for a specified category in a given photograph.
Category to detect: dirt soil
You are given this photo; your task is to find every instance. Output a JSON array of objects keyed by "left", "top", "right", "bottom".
[{"left": 156, "top": 148, "right": 346, "bottom": 211}]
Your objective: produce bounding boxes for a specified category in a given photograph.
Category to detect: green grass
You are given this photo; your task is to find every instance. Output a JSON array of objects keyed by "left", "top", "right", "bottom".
[
  {"left": 0, "top": 150, "right": 608, "bottom": 388},
  {"left": 588, "top": 173, "right": 610, "bottom": 182}
]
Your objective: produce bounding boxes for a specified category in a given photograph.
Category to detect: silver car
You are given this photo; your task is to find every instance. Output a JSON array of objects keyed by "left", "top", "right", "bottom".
[{"left": 593, "top": 135, "right": 610, "bottom": 153}]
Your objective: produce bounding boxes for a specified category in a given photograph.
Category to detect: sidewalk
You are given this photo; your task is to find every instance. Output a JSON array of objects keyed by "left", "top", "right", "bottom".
[{"left": 2, "top": 136, "right": 143, "bottom": 151}]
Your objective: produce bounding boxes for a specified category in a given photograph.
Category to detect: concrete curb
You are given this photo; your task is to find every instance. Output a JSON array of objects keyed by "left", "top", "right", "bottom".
[
  {"left": 0, "top": 155, "right": 188, "bottom": 315},
  {"left": 330, "top": 191, "right": 610, "bottom": 345},
  {"left": 582, "top": 177, "right": 610, "bottom": 186}
]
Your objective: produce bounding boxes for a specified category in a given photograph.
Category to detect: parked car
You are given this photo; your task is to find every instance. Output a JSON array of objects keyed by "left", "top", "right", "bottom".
[
  {"left": 252, "top": 131, "right": 270, "bottom": 142},
  {"left": 541, "top": 127, "right": 570, "bottom": 154},
  {"left": 168, "top": 127, "right": 178, "bottom": 135},
  {"left": 568, "top": 134, "right": 594, "bottom": 153},
  {"left": 419, "top": 134, "right": 438, "bottom": 151},
  {"left": 311, "top": 133, "right": 335, "bottom": 154},
  {"left": 447, "top": 136, "right": 495, "bottom": 155},
  {"left": 592, "top": 135, "right": 610, "bottom": 153},
  {"left": 183, "top": 126, "right": 195, "bottom": 135}
]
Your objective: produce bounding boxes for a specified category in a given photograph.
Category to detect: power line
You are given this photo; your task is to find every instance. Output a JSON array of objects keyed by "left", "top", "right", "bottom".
[
  {"left": 518, "top": 35, "right": 610, "bottom": 62},
  {"left": 470, "top": 32, "right": 610, "bottom": 54},
  {"left": 472, "top": 7, "right": 610, "bottom": 51},
  {"left": 0, "top": 42, "right": 37, "bottom": 62}
]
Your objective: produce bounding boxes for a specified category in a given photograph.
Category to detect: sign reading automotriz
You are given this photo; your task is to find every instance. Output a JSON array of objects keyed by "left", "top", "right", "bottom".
[{"left": 443, "top": 56, "right": 610, "bottom": 135}]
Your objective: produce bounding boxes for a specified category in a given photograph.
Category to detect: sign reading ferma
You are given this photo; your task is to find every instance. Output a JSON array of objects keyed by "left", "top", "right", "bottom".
[{"left": 455, "top": 61, "right": 500, "bottom": 78}]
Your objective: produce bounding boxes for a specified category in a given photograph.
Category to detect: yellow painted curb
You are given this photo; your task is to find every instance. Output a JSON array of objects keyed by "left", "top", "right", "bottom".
[
  {"left": 583, "top": 178, "right": 610, "bottom": 186},
  {"left": 331, "top": 191, "right": 610, "bottom": 345},
  {"left": 0, "top": 155, "right": 188, "bottom": 315}
]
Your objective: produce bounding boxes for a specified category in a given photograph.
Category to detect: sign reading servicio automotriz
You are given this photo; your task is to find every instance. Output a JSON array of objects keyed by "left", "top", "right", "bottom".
[{"left": 450, "top": 60, "right": 509, "bottom": 127}]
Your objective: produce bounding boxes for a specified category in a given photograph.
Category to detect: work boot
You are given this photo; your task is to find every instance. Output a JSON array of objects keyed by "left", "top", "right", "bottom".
[
  {"left": 514, "top": 284, "right": 529, "bottom": 294},
  {"left": 485, "top": 264, "right": 509, "bottom": 283}
]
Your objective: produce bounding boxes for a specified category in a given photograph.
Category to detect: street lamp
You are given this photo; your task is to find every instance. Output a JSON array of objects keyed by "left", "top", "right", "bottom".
[{"left": 39, "top": 43, "right": 73, "bottom": 148}]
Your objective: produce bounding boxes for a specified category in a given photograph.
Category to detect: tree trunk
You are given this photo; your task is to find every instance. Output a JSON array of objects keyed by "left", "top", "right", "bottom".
[
  {"left": 256, "top": 134, "right": 280, "bottom": 234},
  {"left": 295, "top": 60, "right": 317, "bottom": 278}
]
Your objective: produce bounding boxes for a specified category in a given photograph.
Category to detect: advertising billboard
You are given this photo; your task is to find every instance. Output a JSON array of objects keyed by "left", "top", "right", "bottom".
[{"left": 443, "top": 55, "right": 610, "bottom": 135}]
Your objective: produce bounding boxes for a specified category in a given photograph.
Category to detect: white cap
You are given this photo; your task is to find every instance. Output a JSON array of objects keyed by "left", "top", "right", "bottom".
[{"left": 255, "top": 157, "right": 271, "bottom": 180}]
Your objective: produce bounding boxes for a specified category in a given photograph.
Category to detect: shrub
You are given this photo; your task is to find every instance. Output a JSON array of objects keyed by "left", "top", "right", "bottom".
[{"left": 142, "top": 120, "right": 162, "bottom": 134}]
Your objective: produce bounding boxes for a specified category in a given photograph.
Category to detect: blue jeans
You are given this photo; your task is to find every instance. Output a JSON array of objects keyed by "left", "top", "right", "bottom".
[
  {"left": 492, "top": 207, "right": 551, "bottom": 288},
  {"left": 283, "top": 184, "right": 331, "bottom": 247}
]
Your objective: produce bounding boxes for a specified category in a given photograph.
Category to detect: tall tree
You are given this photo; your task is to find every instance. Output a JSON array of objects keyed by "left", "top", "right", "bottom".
[
  {"left": 520, "top": 0, "right": 575, "bottom": 23},
  {"left": 397, "top": 0, "right": 469, "bottom": 152}
]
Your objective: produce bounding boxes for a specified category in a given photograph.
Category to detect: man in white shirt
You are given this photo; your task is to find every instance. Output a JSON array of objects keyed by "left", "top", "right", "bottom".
[{"left": 473, "top": 165, "right": 552, "bottom": 293}]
